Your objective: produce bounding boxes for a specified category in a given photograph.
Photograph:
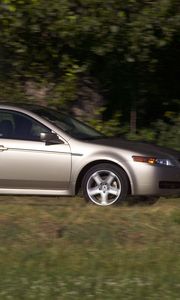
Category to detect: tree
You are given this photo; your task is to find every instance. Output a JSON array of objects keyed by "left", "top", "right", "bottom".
[{"left": 0, "top": 0, "right": 179, "bottom": 125}]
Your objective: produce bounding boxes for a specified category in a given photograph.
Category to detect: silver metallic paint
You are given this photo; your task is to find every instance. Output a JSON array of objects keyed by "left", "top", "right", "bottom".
[{"left": 0, "top": 104, "right": 179, "bottom": 198}]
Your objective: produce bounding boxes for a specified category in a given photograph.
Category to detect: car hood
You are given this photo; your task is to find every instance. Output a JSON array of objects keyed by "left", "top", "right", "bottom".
[{"left": 88, "top": 137, "right": 180, "bottom": 159}]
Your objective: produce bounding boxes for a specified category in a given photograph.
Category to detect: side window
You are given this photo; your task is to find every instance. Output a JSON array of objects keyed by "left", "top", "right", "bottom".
[
  {"left": 0, "top": 110, "right": 51, "bottom": 141},
  {"left": 0, "top": 111, "right": 14, "bottom": 138}
]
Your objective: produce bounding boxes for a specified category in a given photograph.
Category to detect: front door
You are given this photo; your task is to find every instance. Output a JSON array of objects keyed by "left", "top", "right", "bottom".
[{"left": 0, "top": 109, "right": 71, "bottom": 191}]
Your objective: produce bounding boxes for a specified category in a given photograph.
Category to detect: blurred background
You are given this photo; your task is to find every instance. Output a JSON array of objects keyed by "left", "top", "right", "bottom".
[{"left": 0, "top": 0, "right": 179, "bottom": 149}]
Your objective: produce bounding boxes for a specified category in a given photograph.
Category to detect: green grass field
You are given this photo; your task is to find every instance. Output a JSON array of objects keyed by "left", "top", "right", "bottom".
[{"left": 0, "top": 196, "right": 180, "bottom": 300}]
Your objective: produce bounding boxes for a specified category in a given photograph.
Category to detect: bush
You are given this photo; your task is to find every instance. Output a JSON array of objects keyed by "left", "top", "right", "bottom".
[{"left": 88, "top": 109, "right": 180, "bottom": 151}]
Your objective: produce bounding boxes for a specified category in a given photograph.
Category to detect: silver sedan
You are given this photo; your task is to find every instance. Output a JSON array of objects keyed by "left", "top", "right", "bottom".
[{"left": 0, "top": 104, "right": 180, "bottom": 206}]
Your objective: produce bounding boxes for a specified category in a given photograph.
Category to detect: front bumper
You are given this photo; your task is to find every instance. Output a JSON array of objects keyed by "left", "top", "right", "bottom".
[{"left": 131, "top": 164, "right": 180, "bottom": 196}]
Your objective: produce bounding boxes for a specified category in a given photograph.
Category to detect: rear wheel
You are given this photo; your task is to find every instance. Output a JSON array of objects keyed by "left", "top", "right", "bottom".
[{"left": 82, "top": 163, "right": 129, "bottom": 206}]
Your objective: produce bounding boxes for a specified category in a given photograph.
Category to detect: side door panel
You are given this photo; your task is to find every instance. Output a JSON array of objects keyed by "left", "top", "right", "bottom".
[
  {"left": 0, "top": 139, "right": 71, "bottom": 190},
  {"left": 0, "top": 108, "right": 72, "bottom": 191}
]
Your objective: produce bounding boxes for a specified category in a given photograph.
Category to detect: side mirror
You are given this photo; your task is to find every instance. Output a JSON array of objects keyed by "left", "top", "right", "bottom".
[{"left": 40, "top": 132, "right": 63, "bottom": 145}]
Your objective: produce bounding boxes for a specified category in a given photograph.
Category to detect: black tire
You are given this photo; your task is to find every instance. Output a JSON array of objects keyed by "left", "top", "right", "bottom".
[{"left": 82, "top": 163, "right": 129, "bottom": 206}]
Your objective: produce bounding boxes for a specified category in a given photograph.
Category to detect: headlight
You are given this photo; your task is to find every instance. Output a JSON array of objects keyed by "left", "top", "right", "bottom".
[
  {"left": 132, "top": 156, "right": 175, "bottom": 167},
  {"left": 155, "top": 158, "right": 174, "bottom": 166}
]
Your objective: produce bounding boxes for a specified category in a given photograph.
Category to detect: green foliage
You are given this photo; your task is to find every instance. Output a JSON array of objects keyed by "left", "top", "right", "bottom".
[
  {"left": 0, "top": 80, "right": 26, "bottom": 103},
  {"left": 0, "top": 0, "right": 179, "bottom": 114},
  {"left": 87, "top": 108, "right": 180, "bottom": 150},
  {"left": 88, "top": 108, "right": 124, "bottom": 136},
  {"left": 153, "top": 112, "right": 180, "bottom": 151},
  {"left": 48, "top": 58, "right": 84, "bottom": 108},
  {"left": 126, "top": 128, "right": 156, "bottom": 143},
  {"left": 126, "top": 111, "right": 180, "bottom": 150}
]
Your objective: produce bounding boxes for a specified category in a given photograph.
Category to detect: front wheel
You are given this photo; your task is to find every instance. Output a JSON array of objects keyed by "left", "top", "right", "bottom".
[{"left": 82, "top": 163, "right": 129, "bottom": 206}]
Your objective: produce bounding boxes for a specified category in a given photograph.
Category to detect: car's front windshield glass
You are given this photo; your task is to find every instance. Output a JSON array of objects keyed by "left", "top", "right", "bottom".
[{"left": 31, "top": 107, "right": 104, "bottom": 140}]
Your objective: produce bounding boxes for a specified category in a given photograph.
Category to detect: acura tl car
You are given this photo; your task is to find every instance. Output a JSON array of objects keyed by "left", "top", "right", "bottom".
[{"left": 0, "top": 104, "right": 179, "bottom": 206}]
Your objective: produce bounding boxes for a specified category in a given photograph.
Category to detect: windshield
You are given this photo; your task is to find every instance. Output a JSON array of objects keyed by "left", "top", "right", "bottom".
[{"left": 31, "top": 107, "right": 104, "bottom": 140}]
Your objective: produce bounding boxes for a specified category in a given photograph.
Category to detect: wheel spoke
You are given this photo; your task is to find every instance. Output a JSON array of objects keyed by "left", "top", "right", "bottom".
[
  {"left": 92, "top": 173, "right": 103, "bottom": 185},
  {"left": 106, "top": 172, "right": 115, "bottom": 185},
  {"left": 100, "top": 192, "right": 109, "bottom": 205},
  {"left": 88, "top": 187, "right": 100, "bottom": 196},
  {"left": 108, "top": 186, "right": 119, "bottom": 196}
]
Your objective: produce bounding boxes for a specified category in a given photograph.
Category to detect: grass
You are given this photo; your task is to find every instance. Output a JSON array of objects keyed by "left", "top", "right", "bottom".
[{"left": 0, "top": 196, "right": 180, "bottom": 299}]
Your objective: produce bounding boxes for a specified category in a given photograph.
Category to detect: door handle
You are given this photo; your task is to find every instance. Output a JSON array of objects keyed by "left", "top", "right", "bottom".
[{"left": 0, "top": 145, "right": 8, "bottom": 151}]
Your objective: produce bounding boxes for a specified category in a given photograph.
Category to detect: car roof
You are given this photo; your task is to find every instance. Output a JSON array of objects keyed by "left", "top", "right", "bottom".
[
  {"left": 0, "top": 102, "right": 69, "bottom": 115},
  {"left": 0, "top": 102, "right": 47, "bottom": 110}
]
